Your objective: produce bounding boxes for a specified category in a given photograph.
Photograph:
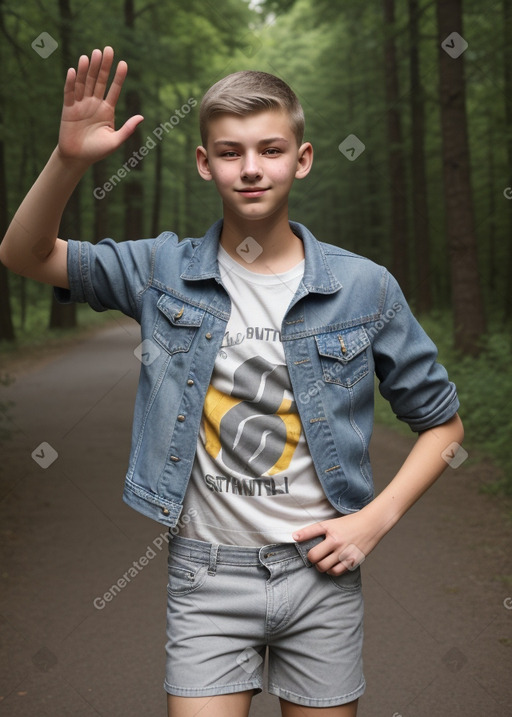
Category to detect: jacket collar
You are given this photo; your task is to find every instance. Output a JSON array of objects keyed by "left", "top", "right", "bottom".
[{"left": 180, "top": 218, "right": 342, "bottom": 295}]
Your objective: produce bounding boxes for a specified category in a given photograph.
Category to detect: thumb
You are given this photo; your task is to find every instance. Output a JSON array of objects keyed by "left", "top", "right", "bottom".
[
  {"left": 292, "top": 521, "right": 327, "bottom": 542},
  {"left": 114, "top": 114, "right": 145, "bottom": 145}
]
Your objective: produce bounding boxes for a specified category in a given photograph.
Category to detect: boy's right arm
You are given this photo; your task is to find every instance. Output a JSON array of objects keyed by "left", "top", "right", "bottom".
[{"left": 0, "top": 47, "right": 143, "bottom": 289}]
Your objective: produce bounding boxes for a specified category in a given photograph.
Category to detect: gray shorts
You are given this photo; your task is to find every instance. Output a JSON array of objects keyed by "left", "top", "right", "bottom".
[{"left": 164, "top": 534, "right": 365, "bottom": 708}]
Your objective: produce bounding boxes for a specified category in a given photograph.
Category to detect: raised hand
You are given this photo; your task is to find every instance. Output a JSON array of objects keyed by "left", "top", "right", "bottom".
[{"left": 58, "top": 46, "right": 144, "bottom": 165}]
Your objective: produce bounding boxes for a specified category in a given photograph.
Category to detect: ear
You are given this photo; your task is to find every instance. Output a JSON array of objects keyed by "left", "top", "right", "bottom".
[
  {"left": 295, "top": 142, "right": 313, "bottom": 180},
  {"left": 196, "top": 146, "right": 213, "bottom": 181}
]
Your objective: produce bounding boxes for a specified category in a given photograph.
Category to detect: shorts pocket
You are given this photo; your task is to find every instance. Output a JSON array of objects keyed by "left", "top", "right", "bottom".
[
  {"left": 315, "top": 327, "right": 369, "bottom": 388},
  {"left": 326, "top": 565, "right": 362, "bottom": 592},
  {"left": 167, "top": 556, "right": 208, "bottom": 597}
]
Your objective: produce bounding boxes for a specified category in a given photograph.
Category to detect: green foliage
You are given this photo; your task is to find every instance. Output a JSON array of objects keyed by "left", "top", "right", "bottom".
[{"left": 2, "top": 0, "right": 510, "bottom": 309}]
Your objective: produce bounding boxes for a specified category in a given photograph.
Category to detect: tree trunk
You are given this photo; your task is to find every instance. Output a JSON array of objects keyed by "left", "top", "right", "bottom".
[
  {"left": 0, "top": 0, "right": 15, "bottom": 342},
  {"left": 486, "top": 110, "right": 496, "bottom": 296},
  {"left": 123, "top": 0, "right": 144, "bottom": 241},
  {"left": 0, "top": 261, "right": 16, "bottom": 341},
  {"left": 436, "top": 0, "right": 486, "bottom": 354},
  {"left": 50, "top": 0, "right": 77, "bottom": 329},
  {"left": 362, "top": 15, "right": 383, "bottom": 264},
  {"left": 503, "top": 0, "right": 512, "bottom": 321},
  {"left": 408, "top": 0, "right": 432, "bottom": 313},
  {"left": 382, "top": 0, "right": 410, "bottom": 298},
  {"left": 151, "top": 137, "right": 163, "bottom": 238},
  {"left": 93, "top": 163, "right": 109, "bottom": 242},
  {"left": 344, "top": 13, "right": 366, "bottom": 258},
  {"left": 0, "top": 111, "right": 15, "bottom": 341}
]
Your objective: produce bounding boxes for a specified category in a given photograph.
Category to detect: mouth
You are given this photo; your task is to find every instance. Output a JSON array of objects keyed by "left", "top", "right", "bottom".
[{"left": 235, "top": 188, "right": 270, "bottom": 198}]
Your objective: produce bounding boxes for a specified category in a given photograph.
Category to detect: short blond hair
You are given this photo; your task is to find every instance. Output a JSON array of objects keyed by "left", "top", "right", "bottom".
[{"left": 199, "top": 70, "right": 305, "bottom": 148}]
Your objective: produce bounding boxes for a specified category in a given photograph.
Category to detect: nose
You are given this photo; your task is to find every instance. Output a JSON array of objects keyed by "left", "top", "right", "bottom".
[{"left": 241, "top": 151, "right": 262, "bottom": 181}]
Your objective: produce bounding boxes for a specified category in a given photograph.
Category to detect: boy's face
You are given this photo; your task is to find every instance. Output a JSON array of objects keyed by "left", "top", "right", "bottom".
[{"left": 196, "top": 109, "right": 312, "bottom": 225}]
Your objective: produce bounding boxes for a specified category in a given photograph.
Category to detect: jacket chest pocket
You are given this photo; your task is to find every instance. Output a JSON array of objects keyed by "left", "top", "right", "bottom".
[
  {"left": 315, "top": 327, "right": 370, "bottom": 387},
  {"left": 153, "top": 294, "right": 206, "bottom": 355}
]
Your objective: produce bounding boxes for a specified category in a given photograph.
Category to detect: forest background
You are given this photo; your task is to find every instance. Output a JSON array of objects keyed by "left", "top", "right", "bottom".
[{"left": 0, "top": 0, "right": 511, "bottom": 492}]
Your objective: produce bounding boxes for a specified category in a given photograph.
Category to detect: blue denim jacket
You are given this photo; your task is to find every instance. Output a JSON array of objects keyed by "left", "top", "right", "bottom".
[{"left": 56, "top": 219, "right": 459, "bottom": 527}]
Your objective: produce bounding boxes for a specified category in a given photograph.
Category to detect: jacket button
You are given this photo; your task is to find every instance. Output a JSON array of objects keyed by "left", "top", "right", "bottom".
[
  {"left": 162, "top": 508, "right": 170, "bottom": 515},
  {"left": 170, "top": 455, "right": 180, "bottom": 462},
  {"left": 187, "top": 379, "right": 194, "bottom": 386},
  {"left": 177, "top": 414, "right": 186, "bottom": 422},
  {"left": 205, "top": 332, "right": 212, "bottom": 340}
]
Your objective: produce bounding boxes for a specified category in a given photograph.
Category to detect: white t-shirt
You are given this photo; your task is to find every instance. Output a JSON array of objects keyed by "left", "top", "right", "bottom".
[{"left": 178, "top": 245, "right": 339, "bottom": 546}]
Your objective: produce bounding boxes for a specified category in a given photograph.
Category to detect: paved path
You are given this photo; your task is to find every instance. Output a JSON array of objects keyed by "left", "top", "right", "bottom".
[{"left": 0, "top": 320, "right": 510, "bottom": 716}]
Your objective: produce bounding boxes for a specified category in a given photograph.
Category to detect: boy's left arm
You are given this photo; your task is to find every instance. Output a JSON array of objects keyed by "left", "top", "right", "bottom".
[{"left": 292, "top": 412, "right": 464, "bottom": 575}]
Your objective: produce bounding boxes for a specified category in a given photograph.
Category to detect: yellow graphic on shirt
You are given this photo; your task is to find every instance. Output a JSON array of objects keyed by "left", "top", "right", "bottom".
[{"left": 203, "top": 357, "right": 302, "bottom": 477}]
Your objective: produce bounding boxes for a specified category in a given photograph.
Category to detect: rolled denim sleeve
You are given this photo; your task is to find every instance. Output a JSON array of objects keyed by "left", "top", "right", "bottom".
[
  {"left": 372, "top": 271, "right": 459, "bottom": 432},
  {"left": 54, "top": 235, "right": 168, "bottom": 321}
]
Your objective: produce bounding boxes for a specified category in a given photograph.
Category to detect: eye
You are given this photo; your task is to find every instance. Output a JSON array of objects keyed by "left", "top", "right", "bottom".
[
  {"left": 220, "top": 151, "right": 239, "bottom": 158},
  {"left": 263, "top": 148, "right": 281, "bottom": 156}
]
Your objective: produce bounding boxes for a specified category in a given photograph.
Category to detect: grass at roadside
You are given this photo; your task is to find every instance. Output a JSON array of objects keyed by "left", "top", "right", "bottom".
[{"left": 0, "top": 300, "right": 127, "bottom": 370}]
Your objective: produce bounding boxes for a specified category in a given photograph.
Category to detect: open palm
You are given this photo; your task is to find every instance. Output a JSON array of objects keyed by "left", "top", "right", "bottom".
[{"left": 58, "top": 46, "right": 143, "bottom": 165}]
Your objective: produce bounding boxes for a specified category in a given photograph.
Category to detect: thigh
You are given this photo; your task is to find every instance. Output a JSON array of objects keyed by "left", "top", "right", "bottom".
[
  {"left": 268, "top": 563, "right": 365, "bottom": 708},
  {"left": 167, "top": 690, "right": 254, "bottom": 717},
  {"left": 279, "top": 697, "right": 358, "bottom": 717},
  {"left": 165, "top": 543, "right": 267, "bottom": 697}
]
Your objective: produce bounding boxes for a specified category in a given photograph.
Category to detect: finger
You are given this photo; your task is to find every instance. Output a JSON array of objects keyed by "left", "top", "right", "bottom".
[
  {"left": 292, "top": 521, "right": 328, "bottom": 543},
  {"left": 113, "top": 114, "right": 145, "bottom": 146},
  {"left": 327, "top": 549, "right": 364, "bottom": 575},
  {"left": 337, "top": 544, "right": 365, "bottom": 571},
  {"left": 326, "top": 562, "right": 349, "bottom": 576},
  {"left": 63, "top": 67, "right": 76, "bottom": 108},
  {"left": 306, "top": 537, "right": 334, "bottom": 566},
  {"left": 104, "top": 60, "right": 129, "bottom": 109},
  {"left": 314, "top": 553, "right": 341, "bottom": 574},
  {"left": 84, "top": 48, "right": 103, "bottom": 98},
  {"left": 93, "top": 46, "right": 115, "bottom": 100},
  {"left": 74, "top": 54, "right": 90, "bottom": 102}
]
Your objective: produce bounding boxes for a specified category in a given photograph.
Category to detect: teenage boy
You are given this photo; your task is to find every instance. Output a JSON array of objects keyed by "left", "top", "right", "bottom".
[{"left": 0, "top": 47, "right": 464, "bottom": 717}]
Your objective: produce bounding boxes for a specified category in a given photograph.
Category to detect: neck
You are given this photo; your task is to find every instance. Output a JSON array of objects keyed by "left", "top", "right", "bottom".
[{"left": 219, "top": 205, "right": 304, "bottom": 274}]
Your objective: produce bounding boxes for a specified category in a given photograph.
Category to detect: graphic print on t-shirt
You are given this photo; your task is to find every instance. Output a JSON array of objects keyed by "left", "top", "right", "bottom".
[
  {"left": 178, "top": 245, "right": 340, "bottom": 545},
  {"left": 203, "top": 355, "right": 302, "bottom": 478}
]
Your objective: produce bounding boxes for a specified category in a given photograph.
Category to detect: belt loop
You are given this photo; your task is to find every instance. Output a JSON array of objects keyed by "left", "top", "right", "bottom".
[
  {"left": 294, "top": 540, "right": 312, "bottom": 568},
  {"left": 294, "top": 536, "right": 324, "bottom": 568},
  {"left": 208, "top": 543, "right": 219, "bottom": 575}
]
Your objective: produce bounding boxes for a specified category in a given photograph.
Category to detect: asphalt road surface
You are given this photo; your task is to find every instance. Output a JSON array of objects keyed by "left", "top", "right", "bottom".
[{"left": 0, "top": 319, "right": 510, "bottom": 716}]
